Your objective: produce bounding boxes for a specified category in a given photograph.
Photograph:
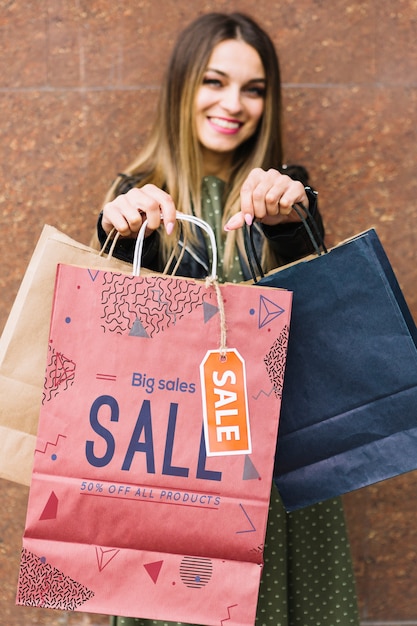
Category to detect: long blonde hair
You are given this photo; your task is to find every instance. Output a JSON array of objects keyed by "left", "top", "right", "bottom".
[{"left": 104, "top": 12, "right": 284, "bottom": 272}]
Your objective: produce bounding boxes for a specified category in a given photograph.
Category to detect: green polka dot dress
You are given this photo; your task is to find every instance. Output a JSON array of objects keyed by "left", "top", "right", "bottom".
[
  {"left": 200, "top": 177, "right": 243, "bottom": 283},
  {"left": 109, "top": 178, "right": 359, "bottom": 626}
]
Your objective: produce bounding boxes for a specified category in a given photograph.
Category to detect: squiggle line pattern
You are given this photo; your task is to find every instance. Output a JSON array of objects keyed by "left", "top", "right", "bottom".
[
  {"left": 263, "top": 325, "right": 290, "bottom": 398},
  {"left": 42, "top": 344, "right": 76, "bottom": 404},
  {"left": 100, "top": 273, "right": 206, "bottom": 336}
]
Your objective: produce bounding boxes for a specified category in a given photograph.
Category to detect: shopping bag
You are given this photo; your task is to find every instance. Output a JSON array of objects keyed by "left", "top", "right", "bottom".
[
  {"left": 16, "top": 215, "right": 293, "bottom": 625},
  {"left": 0, "top": 225, "right": 135, "bottom": 486},
  {"left": 256, "top": 226, "right": 417, "bottom": 511}
]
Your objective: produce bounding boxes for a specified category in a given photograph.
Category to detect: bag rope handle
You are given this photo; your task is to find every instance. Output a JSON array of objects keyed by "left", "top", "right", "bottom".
[{"left": 98, "top": 228, "right": 121, "bottom": 258}]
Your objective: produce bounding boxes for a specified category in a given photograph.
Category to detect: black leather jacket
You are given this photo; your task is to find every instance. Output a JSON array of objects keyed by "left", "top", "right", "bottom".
[{"left": 97, "top": 166, "right": 324, "bottom": 281}]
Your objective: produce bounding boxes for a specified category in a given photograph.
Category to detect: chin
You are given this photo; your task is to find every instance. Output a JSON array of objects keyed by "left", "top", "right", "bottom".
[{"left": 201, "top": 137, "right": 241, "bottom": 154}]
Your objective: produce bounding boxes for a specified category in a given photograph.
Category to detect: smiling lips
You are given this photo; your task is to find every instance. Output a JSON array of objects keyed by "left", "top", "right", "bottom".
[{"left": 208, "top": 116, "right": 243, "bottom": 134}]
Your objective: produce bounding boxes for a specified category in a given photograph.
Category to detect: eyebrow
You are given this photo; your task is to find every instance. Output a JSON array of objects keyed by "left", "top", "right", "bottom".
[{"left": 205, "top": 67, "right": 266, "bottom": 83}]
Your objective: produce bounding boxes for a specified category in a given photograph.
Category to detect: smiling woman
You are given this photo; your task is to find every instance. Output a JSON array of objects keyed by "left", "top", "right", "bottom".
[{"left": 94, "top": 11, "right": 360, "bottom": 626}]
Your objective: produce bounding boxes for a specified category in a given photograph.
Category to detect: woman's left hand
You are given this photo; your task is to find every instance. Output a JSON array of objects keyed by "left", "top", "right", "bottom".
[{"left": 224, "top": 168, "right": 309, "bottom": 231}]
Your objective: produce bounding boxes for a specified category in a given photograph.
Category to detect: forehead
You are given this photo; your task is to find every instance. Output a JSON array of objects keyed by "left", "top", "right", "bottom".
[{"left": 206, "top": 39, "right": 265, "bottom": 79}]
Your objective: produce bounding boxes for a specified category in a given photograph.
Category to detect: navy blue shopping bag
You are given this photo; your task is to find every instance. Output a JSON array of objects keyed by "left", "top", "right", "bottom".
[{"left": 254, "top": 225, "right": 417, "bottom": 511}]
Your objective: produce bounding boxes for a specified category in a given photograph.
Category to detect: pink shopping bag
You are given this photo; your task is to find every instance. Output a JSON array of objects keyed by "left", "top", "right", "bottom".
[{"left": 17, "top": 215, "right": 292, "bottom": 625}]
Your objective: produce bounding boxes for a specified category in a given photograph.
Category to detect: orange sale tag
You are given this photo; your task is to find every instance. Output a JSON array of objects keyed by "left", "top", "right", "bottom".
[{"left": 200, "top": 348, "right": 251, "bottom": 456}]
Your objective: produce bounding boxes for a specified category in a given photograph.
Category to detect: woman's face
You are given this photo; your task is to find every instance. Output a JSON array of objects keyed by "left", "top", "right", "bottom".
[{"left": 194, "top": 39, "right": 266, "bottom": 169}]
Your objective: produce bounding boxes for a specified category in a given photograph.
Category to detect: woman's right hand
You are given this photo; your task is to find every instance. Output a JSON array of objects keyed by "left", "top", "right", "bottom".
[{"left": 101, "top": 184, "right": 177, "bottom": 237}]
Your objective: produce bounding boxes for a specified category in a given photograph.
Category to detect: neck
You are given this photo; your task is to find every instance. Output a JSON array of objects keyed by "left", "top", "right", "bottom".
[{"left": 201, "top": 147, "right": 233, "bottom": 181}]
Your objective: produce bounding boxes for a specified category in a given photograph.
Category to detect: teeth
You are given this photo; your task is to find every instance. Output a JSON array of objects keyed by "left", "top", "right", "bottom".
[{"left": 210, "top": 117, "right": 240, "bottom": 130}]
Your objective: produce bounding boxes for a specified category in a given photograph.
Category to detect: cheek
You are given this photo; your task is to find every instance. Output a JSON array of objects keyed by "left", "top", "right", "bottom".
[
  {"left": 249, "top": 101, "right": 265, "bottom": 125},
  {"left": 195, "top": 87, "right": 214, "bottom": 115}
]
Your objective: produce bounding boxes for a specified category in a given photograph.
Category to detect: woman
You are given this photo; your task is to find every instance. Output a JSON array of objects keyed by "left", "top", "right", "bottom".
[{"left": 97, "top": 12, "right": 359, "bottom": 626}]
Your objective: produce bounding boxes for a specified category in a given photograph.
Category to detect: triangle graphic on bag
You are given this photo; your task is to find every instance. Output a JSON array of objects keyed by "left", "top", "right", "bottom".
[
  {"left": 243, "top": 455, "right": 260, "bottom": 480},
  {"left": 39, "top": 491, "right": 59, "bottom": 520},
  {"left": 203, "top": 301, "right": 219, "bottom": 323},
  {"left": 129, "top": 318, "right": 149, "bottom": 338},
  {"left": 95, "top": 547, "right": 120, "bottom": 571},
  {"left": 144, "top": 560, "right": 163, "bottom": 584},
  {"left": 258, "top": 295, "right": 285, "bottom": 328}
]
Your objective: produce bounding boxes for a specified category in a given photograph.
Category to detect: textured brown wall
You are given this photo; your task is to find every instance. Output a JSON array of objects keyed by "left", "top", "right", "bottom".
[{"left": 1, "top": 1, "right": 417, "bottom": 624}]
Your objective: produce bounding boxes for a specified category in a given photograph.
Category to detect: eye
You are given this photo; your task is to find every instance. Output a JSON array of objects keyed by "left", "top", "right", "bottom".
[
  {"left": 244, "top": 84, "right": 266, "bottom": 98},
  {"left": 202, "top": 76, "right": 223, "bottom": 88}
]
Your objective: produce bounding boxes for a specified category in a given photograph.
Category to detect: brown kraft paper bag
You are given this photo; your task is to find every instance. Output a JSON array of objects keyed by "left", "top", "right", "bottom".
[{"left": 0, "top": 225, "right": 136, "bottom": 486}]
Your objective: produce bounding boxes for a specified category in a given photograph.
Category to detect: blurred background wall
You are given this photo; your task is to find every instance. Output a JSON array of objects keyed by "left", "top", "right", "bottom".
[{"left": 1, "top": 1, "right": 417, "bottom": 624}]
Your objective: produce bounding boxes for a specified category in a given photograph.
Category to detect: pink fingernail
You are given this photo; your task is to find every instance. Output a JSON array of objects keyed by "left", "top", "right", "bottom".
[
  {"left": 244, "top": 214, "right": 253, "bottom": 226},
  {"left": 166, "top": 222, "right": 174, "bottom": 235}
]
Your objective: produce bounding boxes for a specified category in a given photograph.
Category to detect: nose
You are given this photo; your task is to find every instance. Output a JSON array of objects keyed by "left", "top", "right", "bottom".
[{"left": 220, "top": 85, "right": 243, "bottom": 114}]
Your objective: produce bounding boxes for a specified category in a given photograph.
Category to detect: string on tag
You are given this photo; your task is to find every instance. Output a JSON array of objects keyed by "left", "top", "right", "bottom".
[{"left": 205, "top": 276, "right": 227, "bottom": 359}]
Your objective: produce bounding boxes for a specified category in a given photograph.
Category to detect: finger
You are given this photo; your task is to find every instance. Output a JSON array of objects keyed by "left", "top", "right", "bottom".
[
  {"left": 263, "top": 169, "right": 303, "bottom": 217},
  {"left": 104, "top": 186, "right": 177, "bottom": 236},
  {"left": 138, "top": 185, "right": 177, "bottom": 234},
  {"left": 242, "top": 168, "right": 290, "bottom": 222},
  {"left": 264, "top": 183, "right": 285, "bottom": 215},
  {"left": 278, "top": 182, "right": 309, "bottom": 215},
  {"left": 224, "top": 212, "right": 246, "bottom": 231},
  {"left": 102, "top": 196, "right": 143, "bottom": 237},
  {"left": 262, "top": 174, "right": 309, "bottom": 218},
  {"left": 240, "top": 167, "right": 266, "bottom": 225}
]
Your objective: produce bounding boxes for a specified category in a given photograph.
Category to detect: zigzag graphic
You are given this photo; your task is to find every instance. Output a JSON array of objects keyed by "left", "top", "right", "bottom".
[
  {"left": 221, "top": 604, "right": 238, "bottom": 625},
  {"left": 252, "top": 385, "right": 274, "bottom": 400},
  {"left": 35, "top": 434, "right": 67, "bottom": 455}
]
